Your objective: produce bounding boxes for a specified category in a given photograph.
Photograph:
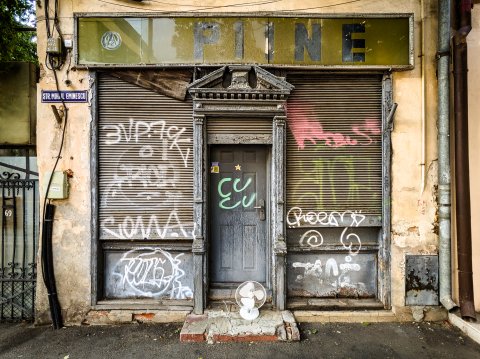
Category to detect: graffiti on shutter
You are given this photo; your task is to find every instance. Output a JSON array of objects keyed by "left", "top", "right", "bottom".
[
  {"left": 98, "top": 73, "right": 194, "bottom": 240},
  {"left": 97, "top": 73, "right": 195, "bottom": 300},
  {"left": 285, "top": 75, "right": 383, "bottom": 299}
]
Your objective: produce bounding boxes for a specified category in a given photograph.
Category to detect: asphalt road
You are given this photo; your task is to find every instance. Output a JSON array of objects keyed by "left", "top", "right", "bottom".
[{"left": 0, "top": 321, "right": 479, "bottom": 358}]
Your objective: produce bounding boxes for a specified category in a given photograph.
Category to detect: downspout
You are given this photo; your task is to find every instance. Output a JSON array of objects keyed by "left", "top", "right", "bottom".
[
  {"left": 452, "top": 0, "right": 476, "bottom": 321},
  {"left": 420, "top": 0, "right": 426, "bottom": 195},
  {"left": 437, "top": 0, "right": 458, "bottom": 311}
]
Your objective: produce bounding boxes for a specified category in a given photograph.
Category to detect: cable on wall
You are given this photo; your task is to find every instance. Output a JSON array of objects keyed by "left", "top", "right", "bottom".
[{"left": 41, "top": 0, "right": 67, "bottom": 329}]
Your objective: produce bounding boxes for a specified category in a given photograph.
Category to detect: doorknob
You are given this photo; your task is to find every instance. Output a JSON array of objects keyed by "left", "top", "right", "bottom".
[{"left": 254, "top": 199, "right": 266, "bottom": 221}]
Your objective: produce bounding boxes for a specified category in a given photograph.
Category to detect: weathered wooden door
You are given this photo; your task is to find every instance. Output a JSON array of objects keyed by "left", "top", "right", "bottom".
[{"left": 210, "top": 145, "right": 268, "bottom": 285}]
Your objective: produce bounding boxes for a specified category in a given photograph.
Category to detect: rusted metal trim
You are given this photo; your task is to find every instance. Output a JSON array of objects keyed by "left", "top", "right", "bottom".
[
  {"left": 73, "top": 64, "right": 415, "bottom": 71},
  {"left": 90, "top": 70, "right": 99, "bottom": 306},
  {"left": 453, "top": 0, "right": 476, "bottom": 322},
  {"left": 74, "top": 12, "right": 414, "bottom": 19}
]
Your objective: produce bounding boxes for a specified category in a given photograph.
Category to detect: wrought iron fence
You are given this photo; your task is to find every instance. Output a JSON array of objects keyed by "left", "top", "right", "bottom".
[{"left": 1, "top": 171, "right": 38, "bottom": 321}]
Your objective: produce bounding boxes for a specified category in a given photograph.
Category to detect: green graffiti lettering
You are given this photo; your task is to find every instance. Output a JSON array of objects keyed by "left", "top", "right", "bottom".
[{"left": 218, "top": 177, "right": 256, "bottom": 210}]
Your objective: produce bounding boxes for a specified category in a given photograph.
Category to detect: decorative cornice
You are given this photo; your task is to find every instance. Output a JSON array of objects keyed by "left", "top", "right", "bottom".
[
  {"left": 273, "top": 115, "right": 287, "bottom": 126},
  {"left": 188, "top": 65, "right": 294, "bottom": 101},
  {"left": 193, "top": 115, "right": 205, "bottom": 124}
]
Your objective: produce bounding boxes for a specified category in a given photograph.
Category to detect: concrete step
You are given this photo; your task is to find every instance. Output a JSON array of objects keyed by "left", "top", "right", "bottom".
[{"left": 180, "top": 310, "right": 300, "bottom": 343}]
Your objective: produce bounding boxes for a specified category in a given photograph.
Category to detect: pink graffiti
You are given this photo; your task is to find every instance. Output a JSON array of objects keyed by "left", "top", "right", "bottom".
[
  {"left": 351, "top": 119, "right": 381, "bottom": 145},
  {"left": 286, "top": 103, "right": 381, "bottom": 149},
  {"left": 287, "top": 115, "right": 357, "bottom": 149}
]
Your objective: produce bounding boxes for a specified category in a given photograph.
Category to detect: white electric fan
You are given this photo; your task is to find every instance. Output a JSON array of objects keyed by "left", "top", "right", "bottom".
[{"left": 235, "top": 281, "right": 267, "bottom": 320}]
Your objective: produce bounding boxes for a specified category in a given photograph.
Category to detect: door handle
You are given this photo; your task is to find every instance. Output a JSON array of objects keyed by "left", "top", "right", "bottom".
[{"left": 254, "top": 199, "right": 266, "bottom": 221}]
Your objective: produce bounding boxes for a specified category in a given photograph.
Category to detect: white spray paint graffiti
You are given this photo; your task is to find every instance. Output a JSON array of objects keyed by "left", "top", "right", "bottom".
[
  {"left": 292, "top": 255, "right": 364, "bottom": 291},
  {"left": 101, "top": 213, "right": 193, "bottom": 240},
  {"left": 338, "top": 256, "right": 362, "bottom": 289},
  {"left": 100, "top": 118, "right": 194, "bottom": 240},
  {"left": 292, "top": 260, "right": 323, "bottom": 277},
  {"left": 288, "top": 208, "right": 364, "bottom": 254},
  {"left": 340, "top": 227, "right": 362, "bottom": 255},
  {"left": 287, "top": 207, "right": 366, "bottom": 228},
  {"left": 325, "top": 258, "right": 339, "bottom": 277},
  {"left": 299, "top": 230, "right": 324, "bottom": 247},
  {"left": 112, "top": 248, "right": 193, "bottom": 299},
  {"left": 102, "top": 119, "right": 191, "bottom": 166},
  {"left": 289, "top": 208, "right": 367, "bottom": 294},
  {"left": 102, "top": 160, "right": 180, "bottom": 208}
]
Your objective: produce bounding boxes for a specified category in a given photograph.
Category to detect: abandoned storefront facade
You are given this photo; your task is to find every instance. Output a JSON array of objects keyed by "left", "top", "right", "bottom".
[{"left": 34, "top": 1, "right": 460, "bottom": 324}]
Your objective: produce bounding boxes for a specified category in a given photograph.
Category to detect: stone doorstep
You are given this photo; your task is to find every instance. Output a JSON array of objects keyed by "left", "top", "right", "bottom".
[
  {"left": 83, "top": 310, "right": 190, "bottom": 325},
  {"left": 83, "top": 308, "right": 446, "bottom": 327},
  {"left": 293, "top": 310, "right": 399, "bottom": 323},
  {"left": 179, "top": 310, "right": 300, "bottom": 343}
]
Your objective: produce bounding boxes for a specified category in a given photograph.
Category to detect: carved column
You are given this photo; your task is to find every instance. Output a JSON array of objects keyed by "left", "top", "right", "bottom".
[
  {"left": 272, "top": 115, "right": 287, "bottom": 310},
  {"left": 193, "top": 114, "right": 206, "bottom": 314},
  {"left": 381, "top": 74, "right": 393, "bottom": 308}
]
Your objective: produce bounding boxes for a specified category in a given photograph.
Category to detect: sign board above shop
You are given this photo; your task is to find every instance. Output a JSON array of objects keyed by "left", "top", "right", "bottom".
[{"left": 76, "top": 15, "right": 413, "bottom": 68}]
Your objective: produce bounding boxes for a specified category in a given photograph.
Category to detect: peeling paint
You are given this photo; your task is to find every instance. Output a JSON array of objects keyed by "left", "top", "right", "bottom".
[{"left": 405, "top": 255, "right": 439, "bottom": 306}]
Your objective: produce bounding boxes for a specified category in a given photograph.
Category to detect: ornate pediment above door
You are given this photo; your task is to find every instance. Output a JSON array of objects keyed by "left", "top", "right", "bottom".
[{"left": 187, "top": 65, "right": 294, "bottom": 117}]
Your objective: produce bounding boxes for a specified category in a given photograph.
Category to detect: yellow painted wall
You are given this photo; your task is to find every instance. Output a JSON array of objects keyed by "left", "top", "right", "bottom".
[
  {"left": 35, "top": 0, "right": 444, "bottom": 323},
  {"left": 467, "top": 6, "right": 480, "bottom": 312}
]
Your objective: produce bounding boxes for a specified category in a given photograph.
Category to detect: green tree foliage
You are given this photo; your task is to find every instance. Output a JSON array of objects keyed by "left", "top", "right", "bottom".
[{"left": 0, "top": 0, "right": 36, "bottom": 62}]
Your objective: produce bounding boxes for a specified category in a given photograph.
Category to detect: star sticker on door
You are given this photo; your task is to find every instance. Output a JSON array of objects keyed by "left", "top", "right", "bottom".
[{"left": 235, "top": 164, "right": 241, "bottom": 171}]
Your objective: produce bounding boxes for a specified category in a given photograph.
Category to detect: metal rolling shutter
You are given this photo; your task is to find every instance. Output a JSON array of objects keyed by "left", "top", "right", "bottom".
[
  {"left": 286, "top": 74, "right": 383, "bottom": 216},
  {"left": 97, "top": 73, "right": 194, "bottom": 241},
  {"left": 285, "top": 74, "right": 383, "bottom": 301}
]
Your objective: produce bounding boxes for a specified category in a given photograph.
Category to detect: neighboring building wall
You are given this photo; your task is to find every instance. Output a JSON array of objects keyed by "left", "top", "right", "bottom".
[
  {"left": 467, "top": 6, "right": 480, "bottom": 312},
  {"left": 0, "top": 62, "right": 36, "bottom": 145},
  {"left": 35, "top": 0, "right": 443, "bottom": 324}
]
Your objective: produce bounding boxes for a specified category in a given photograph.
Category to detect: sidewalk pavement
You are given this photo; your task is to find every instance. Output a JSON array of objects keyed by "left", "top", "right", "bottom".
[
  {"left": 1, "top": 320, "right": 480, "bottom": 359},
  {"left": 449, "top": 312, "right": 480, "bottom": 345}
]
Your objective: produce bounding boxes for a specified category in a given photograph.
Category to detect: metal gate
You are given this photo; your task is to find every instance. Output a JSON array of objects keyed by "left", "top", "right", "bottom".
[{"left": 1, "top": 171, "right": 38, "bottom": 321}]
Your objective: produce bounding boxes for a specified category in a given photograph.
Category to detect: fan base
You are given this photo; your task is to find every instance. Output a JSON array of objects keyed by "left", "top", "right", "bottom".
[{"left": 239, "top": 307, "right": 260, "bottom": 320}]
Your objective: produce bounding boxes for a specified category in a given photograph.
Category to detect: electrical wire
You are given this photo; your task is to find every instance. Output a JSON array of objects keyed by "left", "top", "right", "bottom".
[
  {"left": 44, "top": 0, "right": 65, "bottom": 70},
  {"left": 97, "top": 0, "right": 366, "bottom": 12},
  {"left": 41, "top": 58, "right": 68, "bottom": 225},
  {"left": 41, "top": 55, "right": 69, "bottom": 286},
  {"left": 53, "top": 0, "right": 63, "bottom": 42},
  {"left": 41, "top": 0, "right": 68, "bottom": 328},
  {"left": 44, "top": 0, "right": 51, "bottom": 37},
  {"left": 97, "top": 0, "right": 281, "bottom": 11},
  {"left": 276, "top": 0, "right": 366, "bottom": 11},
  {"left": 148, "top": 0, "right": 282, "bottom": 9}
]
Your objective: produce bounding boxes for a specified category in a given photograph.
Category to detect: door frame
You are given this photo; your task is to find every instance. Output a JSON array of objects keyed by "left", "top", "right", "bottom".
[
  {"left": 188, "top": 66, "right": 294, "bottom": 313},
  {"left": 207, "top": 144, "right": 272, "bottom": 290}
]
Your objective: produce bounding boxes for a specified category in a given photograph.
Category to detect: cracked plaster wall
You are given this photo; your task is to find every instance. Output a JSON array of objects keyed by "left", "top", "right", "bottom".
[
  {"left": 35, "top": 0, "right": 442, "bottom": 323},
  {"left": 466, "top": 6, "right": 480, "bottom": 312}
]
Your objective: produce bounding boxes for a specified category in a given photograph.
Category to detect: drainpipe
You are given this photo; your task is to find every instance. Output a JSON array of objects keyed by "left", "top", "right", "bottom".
[
  {"left": 438, "top": 0, "right": 458, "bottom": 312},
  {"left": 452, "top": 0, "right": 476, "bottom": 321},
  {"left": 420, "top": 0, "right": 426, "bottom": 195}
]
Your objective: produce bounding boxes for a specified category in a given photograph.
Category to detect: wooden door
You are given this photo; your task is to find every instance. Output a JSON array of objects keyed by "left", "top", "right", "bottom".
[{"left": 210, "top": 145, "right": 268, "bottom": 285}]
